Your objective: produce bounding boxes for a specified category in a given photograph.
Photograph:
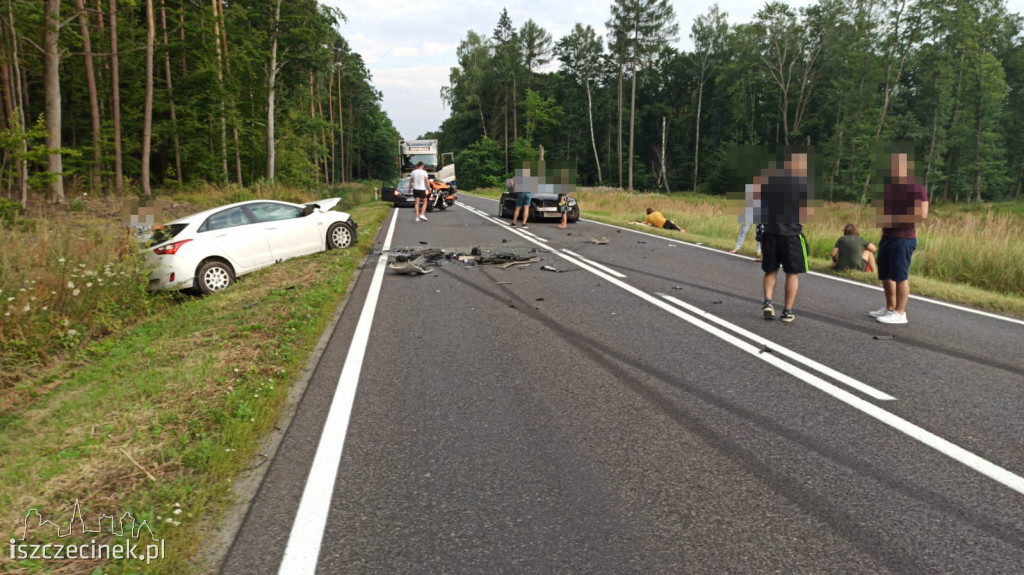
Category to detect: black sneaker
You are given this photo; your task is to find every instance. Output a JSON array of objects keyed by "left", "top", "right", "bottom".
[
  {"left": 780, "top": 310, "right": 795, "bottom": 323},
  {"left": 762, "top": 302, "right": 775, "bottom": 319}
]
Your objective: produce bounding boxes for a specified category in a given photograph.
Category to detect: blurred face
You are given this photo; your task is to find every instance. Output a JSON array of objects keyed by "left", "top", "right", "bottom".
[
  {"left": 787, "top": 153, "right": 808, "bottom": 175},
  {"left": 890, "top": 154, "right": 908, "bottom": 178}
]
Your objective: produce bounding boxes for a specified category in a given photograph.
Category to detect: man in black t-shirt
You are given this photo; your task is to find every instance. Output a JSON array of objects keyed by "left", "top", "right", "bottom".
[{"left": 759, "top": 150, "right": 811, "bottom": 323}]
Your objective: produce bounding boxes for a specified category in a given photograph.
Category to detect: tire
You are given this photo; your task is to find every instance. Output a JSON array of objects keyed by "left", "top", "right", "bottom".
[
  {"left": 568, "top": 206, "right": 580, "bottom": 223},
  {"left": 196, "top": 260, "right": 234, "bottom": 294},
  {"left": 498, "top": 200, "right": 509, "bottom": 218},
  {"left": 327, "top": 222, "right": 355, "bottom": 249}
]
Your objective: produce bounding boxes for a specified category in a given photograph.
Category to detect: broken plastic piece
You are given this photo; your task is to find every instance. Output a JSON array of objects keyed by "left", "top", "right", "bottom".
[{"left": 540, "top": 265, "right": 560, "bottom": 272}]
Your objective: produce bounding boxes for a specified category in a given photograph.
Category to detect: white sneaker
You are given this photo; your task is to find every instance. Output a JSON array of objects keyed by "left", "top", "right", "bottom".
[
  {"left": 415, "top": 216, "right": 420, "bottom": 222},
  {"left": 876, "top": 310, "right": 908, "bottom": 324},
  {"left": 420, "top": 215, "right": 428, "bottom": 221},
  {"left": 868, "top": 307, "right": 889, "bottom": 318}
]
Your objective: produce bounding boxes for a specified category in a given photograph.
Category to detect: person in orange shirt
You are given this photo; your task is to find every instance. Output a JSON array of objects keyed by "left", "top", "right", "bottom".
[{"left": 630, "top": 208, "right": 684, "bottom": 232}]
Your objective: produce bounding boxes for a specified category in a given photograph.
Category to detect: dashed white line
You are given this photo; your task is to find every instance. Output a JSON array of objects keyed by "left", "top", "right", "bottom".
[
  {"left": 457, "top": 198, "right": 1024, "bottom": 498},
  {"left": 660, "top": 294, "right": 895, "bottom": 401}
]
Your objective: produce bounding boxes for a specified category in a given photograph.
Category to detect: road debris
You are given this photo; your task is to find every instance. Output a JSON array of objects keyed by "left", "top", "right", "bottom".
[
  {"left": 590, "top": 237, "right": 609, "bottom": 245},
  {"left": 389, "top": 256, "right": 433, "bottom": 275},
  {"left": 872, "top": 334, "right": 894, "bottom": 340},
  {"left": 540, "top": 265, "right": 560, "bottom": 272}
]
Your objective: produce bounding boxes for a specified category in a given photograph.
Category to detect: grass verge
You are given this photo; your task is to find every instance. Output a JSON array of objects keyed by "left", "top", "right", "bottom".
[
  {"left": 0, "top": 199, "right": 390, "bottom": 574},
  {"left": 464, "top": 187, "right": 1024, "bottom": 318}
]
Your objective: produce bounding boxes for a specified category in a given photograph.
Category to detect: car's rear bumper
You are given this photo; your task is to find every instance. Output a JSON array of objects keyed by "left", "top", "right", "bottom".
[{"left": 146, "top": 256, "right": 197, "bottom": 292}]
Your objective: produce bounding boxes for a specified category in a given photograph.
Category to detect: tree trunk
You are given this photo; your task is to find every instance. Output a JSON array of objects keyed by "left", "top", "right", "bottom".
[
  {"left": 141, "top": 0, "right": 155, "bottom": 198},
  {"left": 342, "top": 63, "right": 350, "bottom": 182},
  {"left": 179, "top": 0, "right": 186, "bottom": 76},
  {"left": 924, "top": 102, "right": 939, "bottom": 196},
  {"left": 973, "top": 69, "right": 983, "bottom": 204},
  {"left": 628, "top": 47, "right": 637, "bottom": 191},
  {"left": 216, "top": 0, "right": 242, "bottom": 185},
  {"left": 694, "top": 76, "right": 705, "bottom": 192},
  {"left": 265, "top": 0, "right": 281, "bottom": 181},
  {"left": 109, "top": 0, "right": 124, "bottom": 194},
  {"left": 5, "top": 0, "right": 27, "bottom": 205},
  {"left": 585, "top": 79, "right": 601, "bottom": 184},
  {"left": 860, "top": 0, "right": 913, "bottom": 203},
  {"left": 660, "top": 116, "right": 669, "bottom": 194},
  {"left": 211, "top": 0, "right": 227, "bottom": 182},
  {"left": 160, "top": 0, "right": 181, "bottom": 182},
  {"left": 75, "top": 0, "right": 102, "bottom": 193},
  {"left": 43, "top": 0, "right": 64, "bottom": 203},
  {"left": 328, "top": 64, "right": 335, "bottom": 185},
  {"left": 617, "top": 63, "right": 623, "bottom": 188}
]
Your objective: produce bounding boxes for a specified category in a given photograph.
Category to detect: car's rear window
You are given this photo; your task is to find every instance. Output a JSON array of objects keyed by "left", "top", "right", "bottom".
[{"left": 149, "top": 223, "right": 188, "bottom": 246}]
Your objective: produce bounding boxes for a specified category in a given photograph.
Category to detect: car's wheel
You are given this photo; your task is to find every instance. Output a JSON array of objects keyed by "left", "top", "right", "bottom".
[
  {"left": 498, "top": 199, "right": 509, "bottom": 218},
  {"left": 196, "top": 260, "right": 234, "bottom": 294},
  {"left": 568, "top": 206, "right": 580, "bottom": 223},
  {"left": 327, "top": 222, "right": 355, "bottom": 249}
]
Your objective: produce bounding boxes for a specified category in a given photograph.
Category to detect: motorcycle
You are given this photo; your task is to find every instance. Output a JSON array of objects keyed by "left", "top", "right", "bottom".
[{"left": 426, "top": 181, "right": 456, "bottom": 212}]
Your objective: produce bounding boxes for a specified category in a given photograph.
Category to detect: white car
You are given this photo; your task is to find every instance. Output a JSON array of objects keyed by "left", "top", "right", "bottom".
[{"left": 146, "top": 198, "right": 357, "bottom": 294}]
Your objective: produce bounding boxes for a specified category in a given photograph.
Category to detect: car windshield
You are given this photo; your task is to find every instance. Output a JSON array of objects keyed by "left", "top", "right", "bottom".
[
  {"left": 402, "top": 154, "right": 437, "bottom": 172},
  {"left": 148, "top": 223, "right": 188, "bottom": 246},
  {"left": 397, "top": 178, "right": 411, "bottom": 191}
]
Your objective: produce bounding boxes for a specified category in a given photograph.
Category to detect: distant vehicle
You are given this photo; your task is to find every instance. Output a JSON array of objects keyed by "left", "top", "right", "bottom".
[
  {"left": 399, "top": 139, "right": 439, "bottom": 178},
  {"left": 391, "top": 177, "right": 415, "bottom": 208},
  {"left": 498, "top": 179, "right": 580, "bottom": 223},
  {"left": 146, "top": 198, "right": 357, "bottom": 294}
]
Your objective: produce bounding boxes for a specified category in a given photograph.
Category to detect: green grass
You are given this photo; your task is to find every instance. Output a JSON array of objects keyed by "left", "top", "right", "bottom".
[
  {"left": 463, "top": 186, "right": 1024, "bottom": 318},
  {"left": 0, "top": 195, "right": 390, "bottom": 574}
]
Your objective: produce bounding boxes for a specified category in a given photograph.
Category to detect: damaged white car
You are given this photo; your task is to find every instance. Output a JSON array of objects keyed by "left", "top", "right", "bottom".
[{"left": 146, "top": 198, "right": 357, "bottom": 294}]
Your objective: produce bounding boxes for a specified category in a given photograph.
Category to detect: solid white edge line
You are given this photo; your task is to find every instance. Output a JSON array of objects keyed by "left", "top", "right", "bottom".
[
  {"left": 278, "top": 208, "right": 399, "bottom": 574},
  {"left": 659, "top": 294, "right": 895, "bottom": 401},
  {"left": 460, "top": 193, "right": 1024, "bottom": 327},
  {"left": 561, "top": 249, "right": 627, "bottom": 278},
  {"left": 458, "top": 199, "right": 1024, "bottom": 498}
]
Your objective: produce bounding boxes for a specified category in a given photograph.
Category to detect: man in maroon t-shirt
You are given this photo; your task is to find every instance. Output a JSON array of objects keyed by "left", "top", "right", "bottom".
[{"left": 870, "top": 152, "right": 929, "bottom": 324}]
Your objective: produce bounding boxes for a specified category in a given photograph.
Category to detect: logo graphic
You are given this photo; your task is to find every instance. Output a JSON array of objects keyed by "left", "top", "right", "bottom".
[{"left": 9, "top": 500, "right": 165, "bottom": 565}]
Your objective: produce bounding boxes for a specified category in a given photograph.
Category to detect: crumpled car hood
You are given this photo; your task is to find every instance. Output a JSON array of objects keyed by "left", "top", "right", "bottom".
[{"left": 305, "top": 197, "right": 342, "bottom": 212}]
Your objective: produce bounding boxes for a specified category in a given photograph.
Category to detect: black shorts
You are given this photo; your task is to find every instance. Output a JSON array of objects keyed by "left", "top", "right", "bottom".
[
  {"left": 413, "top": 189, "right": 428, "bottom": 199},
  {"left": 761, "top": 233, "right": 808, "bottom": 274},
  {"left": 663, "top": 219, "right": 681, "bottom": 231}
]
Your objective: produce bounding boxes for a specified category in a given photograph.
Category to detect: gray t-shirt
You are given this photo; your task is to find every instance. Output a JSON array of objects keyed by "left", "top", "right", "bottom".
[{"left": 834, "top": 235, "right": 869, "bottom": 271}]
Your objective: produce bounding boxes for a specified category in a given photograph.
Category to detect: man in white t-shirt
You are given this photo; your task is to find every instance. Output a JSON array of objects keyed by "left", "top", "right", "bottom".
[{"left": 410, "top": 162, "right": 430, "bottom": 222}]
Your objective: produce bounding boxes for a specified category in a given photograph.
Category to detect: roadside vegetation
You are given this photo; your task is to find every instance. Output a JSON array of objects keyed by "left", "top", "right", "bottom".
[
  {"left": 0, "top": 182, "right": 389, "bottom": 574},
  {"left": 470, "top": 187, "right": 1024, "bottom": 318}
]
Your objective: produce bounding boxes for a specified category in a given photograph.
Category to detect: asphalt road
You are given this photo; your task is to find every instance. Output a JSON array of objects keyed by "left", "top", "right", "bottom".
[{"left": 221, "top": 194, "right": 1024, "bottom": 574}]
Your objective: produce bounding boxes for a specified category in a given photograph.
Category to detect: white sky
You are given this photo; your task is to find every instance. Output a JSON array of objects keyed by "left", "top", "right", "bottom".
[{"left": 322, "top": 0, "right": 1024, "bottom": 141}]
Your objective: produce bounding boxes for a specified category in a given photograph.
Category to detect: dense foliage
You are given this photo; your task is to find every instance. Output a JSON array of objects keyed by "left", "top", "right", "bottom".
[
  {"left": 0, "top": 0, "right": 399, "bottom": 204},
  {"left": 437, "top": 0, "right": 1024, "bottom": 202}
]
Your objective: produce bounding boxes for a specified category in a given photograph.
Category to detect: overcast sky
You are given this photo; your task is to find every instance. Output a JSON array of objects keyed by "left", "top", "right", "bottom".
[{"left": 321, "top": 0, "right": 1024, "bottom": 141}]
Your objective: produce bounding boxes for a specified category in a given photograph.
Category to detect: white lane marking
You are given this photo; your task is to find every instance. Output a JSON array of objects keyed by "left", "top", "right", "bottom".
[
  {"left": 278, "top": 208, "right": 399, "bottom": 574},
  {"left": 459, "top": 193, "right": 1024, "bottom": 327},
  {"left": 458, "top": 200, "right": 1024, "bottom": 498},
  {"left": 562, "top": 249, "right": 627, "bottom": 278},
  {"left": 660, "top": 294, "right": 895, "bottom": 401}
]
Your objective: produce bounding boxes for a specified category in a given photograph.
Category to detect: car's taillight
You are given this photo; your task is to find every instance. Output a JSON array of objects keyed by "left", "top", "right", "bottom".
[{"left": 153, "top": 239, "right": 192, "bottom": 255}]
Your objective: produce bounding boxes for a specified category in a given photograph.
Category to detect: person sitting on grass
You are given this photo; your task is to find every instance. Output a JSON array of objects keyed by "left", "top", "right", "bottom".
[
  {"left": 831, "top": 223, "right": 877, "bottom": 273},
  {"left": 630, "top": 208, "right": 685, "bottom": 232}
]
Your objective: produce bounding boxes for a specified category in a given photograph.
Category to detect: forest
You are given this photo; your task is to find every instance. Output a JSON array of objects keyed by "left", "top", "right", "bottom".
[
  {"left": 437, "top": 0, "right": 1024, "bottom": 203},
  {"left": 0, "top": 0, "right": 400, "bottom": 207}
]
